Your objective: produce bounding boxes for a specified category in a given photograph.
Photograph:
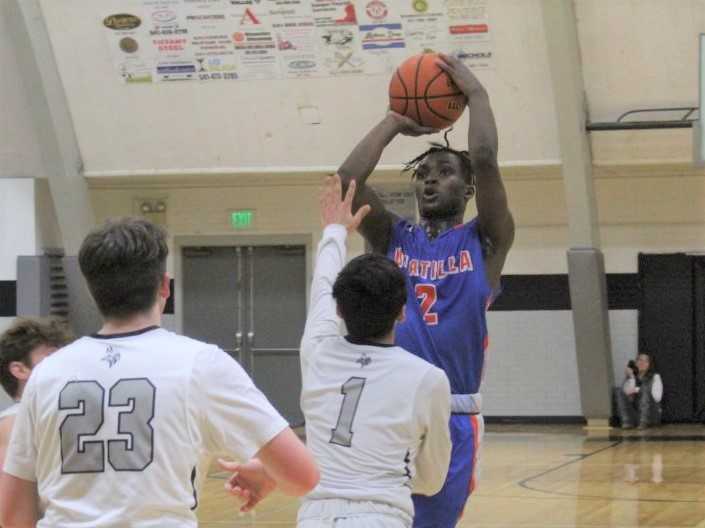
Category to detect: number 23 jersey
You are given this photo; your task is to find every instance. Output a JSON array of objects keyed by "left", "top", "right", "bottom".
[
  {"left": 388, "top": 218, "right": 493, "bottom": 395},
  {"left": 3, "top": 327, "right": 289, "bottom": 528}
]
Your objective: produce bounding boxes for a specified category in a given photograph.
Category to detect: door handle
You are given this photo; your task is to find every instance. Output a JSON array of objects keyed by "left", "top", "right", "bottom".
[
  {"left": 235, "top": 331, "right": 243, "bottom": 351},
  {"left": 247, "top": 331, "right": 254, "bottom": 346}
]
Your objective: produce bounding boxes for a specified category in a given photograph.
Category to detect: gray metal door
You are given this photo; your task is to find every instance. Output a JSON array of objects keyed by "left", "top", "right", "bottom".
[{"left": 182, "top": 245, "right": 306, "bottom": 425}]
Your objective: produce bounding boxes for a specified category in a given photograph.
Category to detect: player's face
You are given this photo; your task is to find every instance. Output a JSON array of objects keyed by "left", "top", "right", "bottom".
[{"left": 413, "top": 151, "right": 472, "bottom": 219}]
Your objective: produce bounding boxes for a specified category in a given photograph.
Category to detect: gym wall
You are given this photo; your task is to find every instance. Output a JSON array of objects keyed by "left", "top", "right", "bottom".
[
  {"left": 86, "top": 163, "right": 705, "bottom": 417},
  {"left": 2, "top": 0, "right": 705, "bottom": 416},
  {"left": 40, "top": 0, "right": 559, "bottom": 173}
]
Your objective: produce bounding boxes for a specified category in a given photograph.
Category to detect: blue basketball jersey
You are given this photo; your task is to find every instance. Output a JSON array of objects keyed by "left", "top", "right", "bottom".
[{"left": 388, "top": 218, "right": 492, "bottom": 394}]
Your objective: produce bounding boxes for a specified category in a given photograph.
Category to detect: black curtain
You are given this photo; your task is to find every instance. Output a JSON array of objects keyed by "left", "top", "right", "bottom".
[
  {"left": 693, "top": 257, "right": 705, "bottom": 421},
  {"left": 638, "top": 253, "right": 694, "bottom": 422}
]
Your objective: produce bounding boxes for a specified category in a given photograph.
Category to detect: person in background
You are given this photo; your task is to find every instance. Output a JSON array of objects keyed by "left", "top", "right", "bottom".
[
  {"left": 616, "top": 352, "right": 663, "bottom": 430},
  {"left": 0, "top": 318, "right": 73, "bottom": 469}
]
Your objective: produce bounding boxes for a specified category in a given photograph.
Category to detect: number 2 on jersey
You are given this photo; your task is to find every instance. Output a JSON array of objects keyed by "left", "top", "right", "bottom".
[
  {"left": 415, "top": 284, "right": 439, "bottom": 325},
  {"left": 59, "top": 378, "right": 155, "bottom": 474},
  {"left": 330, "top": 377, "right": 366, "bottom": 447}
]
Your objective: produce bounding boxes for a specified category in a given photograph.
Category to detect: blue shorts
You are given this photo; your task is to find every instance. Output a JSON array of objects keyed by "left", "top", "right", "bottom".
[{"left": 412, "top": 413, "right": 483, "bottom": 528}]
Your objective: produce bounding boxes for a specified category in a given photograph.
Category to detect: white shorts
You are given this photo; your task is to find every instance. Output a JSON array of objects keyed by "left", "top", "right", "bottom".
[{"left": 298, "top": 499, "right": 412, "bottom": 528}]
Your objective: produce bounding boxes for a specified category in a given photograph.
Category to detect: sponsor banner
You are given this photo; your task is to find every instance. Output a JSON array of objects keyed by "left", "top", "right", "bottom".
[
  {"left": 313, "top": 0, "right": 365, "bottom": 75},
  {"left": 186, "top": 2, "right": 240, "bottom": 81},
  {"left": 103, "top": 0, "right": 494, "bottom": 82},
  {"left": 269, "top": 0, "right": 323, "bottom": 78},
  {"left": 103, "top": 10, "right": 157, "bottom": 83},
  {"left": 447, "top": 0, "right": 494, "bottom": 69},
  {"left": 400, "top": 0, "right": 448, "bottom": 55},
  {"left": 359, "top": 23, "right": 404, "bottom": 50}
]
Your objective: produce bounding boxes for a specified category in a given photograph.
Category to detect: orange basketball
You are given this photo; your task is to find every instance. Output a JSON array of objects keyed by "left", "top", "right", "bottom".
[{"left": 389, "top": 53, "right": 467, "bottom": 130}]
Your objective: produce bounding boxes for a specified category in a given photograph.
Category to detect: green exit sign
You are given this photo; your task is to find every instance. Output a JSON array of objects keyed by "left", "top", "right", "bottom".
[{"left": 230, "top": 210, "right": 254, "bottom": 229}]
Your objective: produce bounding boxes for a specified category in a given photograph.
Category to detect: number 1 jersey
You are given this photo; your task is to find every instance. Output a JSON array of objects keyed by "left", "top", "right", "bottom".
[
  {"left": 388, "top": 218, "right": 493, "bottom": 395},
  {"left": 3, "top": 327, "right": 289, "bottom": 527},
  {"left": 300, "top": 225, "right": 452, "bottom": 520}
]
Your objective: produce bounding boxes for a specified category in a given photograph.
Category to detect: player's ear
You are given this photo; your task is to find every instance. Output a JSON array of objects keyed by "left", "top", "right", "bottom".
[
  {"left": 159, "top": 272, "right": 170, "bottom": 301},
  {"left": 464, "top": 183, "right": 476, "bottom": 201},
  {"left": 9, "top": 361, "right": 31, "bottom": 382},
  {"left": 156, "top": 273, "right": 170, "bottom": 314}
]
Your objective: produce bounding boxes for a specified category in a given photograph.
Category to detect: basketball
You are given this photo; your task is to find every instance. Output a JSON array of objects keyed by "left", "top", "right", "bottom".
[{"left": 389, "top": 53, "right": 467, "bottom": 130}]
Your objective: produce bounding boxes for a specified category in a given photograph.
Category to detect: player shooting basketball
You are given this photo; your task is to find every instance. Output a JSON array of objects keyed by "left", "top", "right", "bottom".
[{"left": 338, "top": 53, "right": 515, "bottom": 528}]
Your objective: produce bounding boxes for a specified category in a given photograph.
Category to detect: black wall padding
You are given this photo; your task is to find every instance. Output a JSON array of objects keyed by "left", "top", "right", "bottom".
[
  {"left": 490, "top": 273, "right": 640, "bottom": 311},
  {"left": 606, "top": 274, "right": 641, "bottom": 310},
  {"left": 0, "top": 281, "right": 17, "bottom": 317},
  {"left": 0, "top": 280, "right": 173, "bottom": 317},
  {"left": 638, "top": 253, "right": 694, "bottom": 422},
  {"left": 693, "top": 257, "right": 705, "bottom": 421},
  {"left": 165, "top": 279, "right": 175, "bottom": 315},
  {"left": 490, "top": 275, "right": 571, "bottom": 311}
]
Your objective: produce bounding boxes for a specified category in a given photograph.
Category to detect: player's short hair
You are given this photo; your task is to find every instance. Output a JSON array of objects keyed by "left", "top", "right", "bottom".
[
  {"left": 333, "top": 254, "right": 407, "bottom": 340},
  {"left": 0, "top": 318, "right": 73, "bottom": 398},
  {"left": 403, "top": 129, "right": 475, "bottom": 186},
  {"left": 79, "top": 217, "right": 168, "bottom": 320}
]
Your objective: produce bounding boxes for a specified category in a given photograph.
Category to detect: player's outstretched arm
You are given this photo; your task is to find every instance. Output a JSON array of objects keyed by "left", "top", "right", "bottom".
[
  {"left": 437, "top": 54, "right": 515, "bottom": 289},
  {"left": 301, "top": 176, "right": 371, "bottom": 372},
  {"left": 338, "top": 113, "right": 437, "bottom": 253},
  {"left": 411, "top": 368, "right": 452, "bottom": 496},
  {"left": 0, "top": 473, "right": 39, "bottom": 528}
]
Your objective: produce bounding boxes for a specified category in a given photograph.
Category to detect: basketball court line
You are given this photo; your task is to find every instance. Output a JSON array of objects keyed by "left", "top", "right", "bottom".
[{"left": 517, "top": 438, "right": 705, "bottom": 504}]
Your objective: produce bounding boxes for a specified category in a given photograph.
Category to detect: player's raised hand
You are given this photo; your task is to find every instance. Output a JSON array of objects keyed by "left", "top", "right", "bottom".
[
  {"left": 218, "top": 458, "right": 276, "bottom": 513},
  {"left": 435, "top": 53, "right": 485, "bottom": 97},
  {"left": 320, "top": 174, "right": 371, "bottom": 232},
  {"left": 387, "top": 110, "right": 439, "bottom": 137}
]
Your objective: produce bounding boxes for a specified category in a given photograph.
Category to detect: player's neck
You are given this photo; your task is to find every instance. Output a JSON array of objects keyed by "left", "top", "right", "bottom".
[
  {"left": 99, "top": 306, "right": 162, "bottom": 336},
  {"left": 373, "top": 333, "right": 395, "bottom": 346},
  {"left": 420, "top": 215, "right": 463, "bottom": 240}
]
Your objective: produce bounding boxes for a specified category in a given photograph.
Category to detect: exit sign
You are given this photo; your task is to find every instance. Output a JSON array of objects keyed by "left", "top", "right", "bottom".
[{"left": 230, "top": 210, "right": 254, "bottom": 229}]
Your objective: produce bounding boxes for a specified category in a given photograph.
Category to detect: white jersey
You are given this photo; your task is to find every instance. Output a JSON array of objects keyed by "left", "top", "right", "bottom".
[
  {"left": 3, "top": 327, "right": 289, "bottom": 528},
  {"left": 299, "top": 225, "right": 452, "bottom": 520},
  {"left": 0, "top": 402, "right": 18, "bottom": 421}
]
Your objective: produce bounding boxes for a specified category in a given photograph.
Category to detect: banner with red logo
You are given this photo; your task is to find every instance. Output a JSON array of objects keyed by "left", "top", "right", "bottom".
[{"left": 102, "top": 0, "right": 494, "bottom": 84}]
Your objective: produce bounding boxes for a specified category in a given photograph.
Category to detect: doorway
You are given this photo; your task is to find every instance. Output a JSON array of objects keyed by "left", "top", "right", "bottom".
[{"left": 181, "top": 243, "right": 307, "bottom": 425}]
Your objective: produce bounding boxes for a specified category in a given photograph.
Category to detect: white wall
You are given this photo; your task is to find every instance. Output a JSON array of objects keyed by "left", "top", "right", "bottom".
[
  {"left": 0, "top": 1, "right": 43, "bottom": 180},
  {"left": 482, "top": 310, "right": 638, "bottom": 417},
  {"left": 2, "top": 0, "right": 703, "bottom": 417},
  {"left": 37, "top": 0, "right": 705, "bottom": 173},
  {"left": 484, "top": 311, "right": 582, "bottom": 416},
  {"left": 0, "top": 2, "right": 42, "bottom": 407},
  {"left": 38, "top": 0, "right": 559, "bottom": 174},
  {"left": 577, "top": 0, "right": 704, "bottom": 122},
  {"left": 0, "top": 180, "right": 40, "bottom": 409},
  {"left": 87, "top": 173, "right": 669, "bottom": 417},
  {"left": 0, "top": 180, "right": 37, "bottom": 280}
]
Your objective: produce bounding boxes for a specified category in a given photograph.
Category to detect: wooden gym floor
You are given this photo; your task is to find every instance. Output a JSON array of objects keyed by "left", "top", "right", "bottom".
[{"left": 197, "top": 424, "right": 705, "bottom": 528}]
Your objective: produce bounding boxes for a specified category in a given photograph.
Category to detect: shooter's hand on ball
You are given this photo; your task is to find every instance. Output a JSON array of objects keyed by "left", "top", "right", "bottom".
[
  {"left": 436, "top": 53, "right": 486, "bottom": 97},
  {"left": 386, "top": 111, "right": 439, "bottom": 137}
]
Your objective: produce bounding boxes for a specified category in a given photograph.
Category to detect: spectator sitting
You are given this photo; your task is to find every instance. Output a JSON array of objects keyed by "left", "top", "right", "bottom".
[{"left": 615, "top": 352, "right": 662, "bottom": 430}]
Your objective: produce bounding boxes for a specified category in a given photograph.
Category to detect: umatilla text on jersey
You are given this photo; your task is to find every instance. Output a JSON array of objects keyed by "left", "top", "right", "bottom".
[{"left": 392, "top": 248, "right": 475, "bottom": 280}]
